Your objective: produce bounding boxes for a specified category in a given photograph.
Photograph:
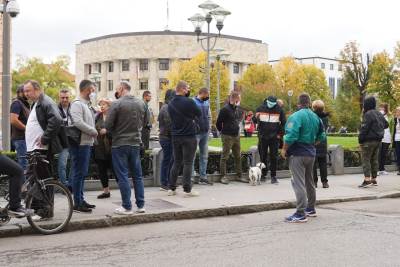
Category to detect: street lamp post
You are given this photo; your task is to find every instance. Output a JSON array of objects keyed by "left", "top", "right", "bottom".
[
  {"left": 1, "top": 0, "right": 20, "bottom": 151},
  {"left": 188, "top": 1, "right": 231, "bottom": 91},
  {"left": 211, "top": 48, "right": 230, "bottom": 114},
  {"left": 288, "top": 90, "right": 294, "bottom": 113}
]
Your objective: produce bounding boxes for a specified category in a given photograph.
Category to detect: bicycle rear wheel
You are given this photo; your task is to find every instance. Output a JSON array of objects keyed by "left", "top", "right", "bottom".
[{"left": 26, "top": 179, "right": 73, "bottom": 235}]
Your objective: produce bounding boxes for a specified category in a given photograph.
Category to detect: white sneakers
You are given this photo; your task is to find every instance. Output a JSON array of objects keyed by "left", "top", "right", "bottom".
[
  {"left": 114, "top": 207, "right": 133, "bottom": 215},
  {"left": 114, "top": 207, "right": 146, "bottom": 215},
  {"left": 378, "top": 171, "right": 389, "bottom": 176},
  {"left": 168, "top": 190, "right": 177, "bottom": 196},
  {"left": 183, "top": 191, "right": 200, "bottom": 198}
]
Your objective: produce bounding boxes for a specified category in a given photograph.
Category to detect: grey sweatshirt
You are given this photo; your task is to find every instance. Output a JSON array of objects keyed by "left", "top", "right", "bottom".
[
  {"left": 105, "top": 95, "right": 148, "bottom": 147},
  {"left": 70, "top": 97, "right": 97, "bottom": 146}
]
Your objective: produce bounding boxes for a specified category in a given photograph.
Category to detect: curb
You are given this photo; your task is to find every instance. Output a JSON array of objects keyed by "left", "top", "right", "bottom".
[{"left": 0, "top": 192, "right": 398, "bottom": 238}]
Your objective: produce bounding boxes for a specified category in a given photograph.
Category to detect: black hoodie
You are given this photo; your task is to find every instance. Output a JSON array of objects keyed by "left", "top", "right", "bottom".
[{"left": 358, "top": 97, "right": 388, "bottom": 144}]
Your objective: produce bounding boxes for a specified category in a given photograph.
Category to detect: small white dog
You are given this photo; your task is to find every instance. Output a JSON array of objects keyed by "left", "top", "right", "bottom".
[{"left": 248, "top": 162, "right": 266, "bottom": 186}]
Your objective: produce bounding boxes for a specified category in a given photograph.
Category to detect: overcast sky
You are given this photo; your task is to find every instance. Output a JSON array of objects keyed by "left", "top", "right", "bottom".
[{"left": 11, "top": 0, "right": 400, "bottom": 73}]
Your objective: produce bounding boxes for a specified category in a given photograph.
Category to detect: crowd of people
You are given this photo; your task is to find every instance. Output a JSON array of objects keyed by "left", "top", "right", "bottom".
[{"left": 2, "top": 77, "right": 399, "bottom": 223}]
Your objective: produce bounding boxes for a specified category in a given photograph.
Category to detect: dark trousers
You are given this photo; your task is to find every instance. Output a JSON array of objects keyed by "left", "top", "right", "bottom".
[
  {"left": 258, "top": 137, "right": 279, "bottom": 177},
  {"left": 220, "top": 135, "right": 242, "bottom": 177},
  {"left": 378, "top": 142, "right": 391, "bottom": 171},
  {"left": 313, "top": 155, "right": 328, "bottom": 184},
  {"left": 96, "top": 158, "right": 113, "bottom": 188},
  {"left": 360, "top": 141, "right": 380, "bottom": 178},
  {"left": 160, "top": 138, "right": 173, "bottom": 187},
  {"left": 141, "top": 127, "right": 151, "bottom": 150},
  {"left": 0, "top": 155, "right": 23, "bottom": 210},
  {"left": 395, "top": 141, "right": 400, "bottom": 168},
  {"left": 169, "top": 136, "right": 197, "bottom": 192}
]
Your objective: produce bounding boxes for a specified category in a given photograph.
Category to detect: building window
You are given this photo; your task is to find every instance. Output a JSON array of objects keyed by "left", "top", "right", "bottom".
[
  {"left": 121, "top": 60, "right": 130, "bottom": 72},
  {"left": 159, "top": 78, "right": 169, "bottom": 90},
  {"left": 92, "top": 63, "right": 101, "bottom": 73},
  {"left": 107, "top": 80, "right": 113, "bottom": 91},
  {"left": 234, "top": 81, "right": 239, "bottom": 90},
  {"left": 337, "top": 78, "right": 342, "bottom": 90},
  {"left": 328, "top": 77, "right": 335, "bottom": 95},
  {"left": 139, "top": 79, "right": 148, "bottom": 90},
  {"left": 233, "top": 63, "right": 240, "bottom": 74},
  {"left": 321, "top": 63, "right": 325, "bottom": 69},
  {"left": 95, "top": 82, "right": 101, "bottom": 92},
  {"left": 338, "top": 64, "right": 342, "bottom": 71},
  {"left": 330, "top": 64, "right": 334, "bottom": 70},
  {"left": 139, "top": 59, "right": 149, "bottom": 71},
  {"left": 159, "top": 59, "right": 170, "bottom": 71},
  {"left": 108, "top": 62, "right": 114, "bottom": 73},
  {"left": 88, "top": 64, "right": 92, "bottom": 74}
]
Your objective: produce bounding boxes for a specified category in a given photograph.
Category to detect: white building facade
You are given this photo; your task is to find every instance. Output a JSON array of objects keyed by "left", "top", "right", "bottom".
[
  {"left": 269, "top": 57, "right": 343, "bottom": 97},
  {"left": 75, "top": 31, "right": 269, "bottom": 116}
]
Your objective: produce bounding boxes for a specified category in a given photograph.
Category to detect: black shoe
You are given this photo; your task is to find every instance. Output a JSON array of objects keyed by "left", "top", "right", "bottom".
[
  {"left": 371, "top": 179, "right": 377, "bottom": 186},
  {"left": 271, "top": 176, "right": 279, "bottom": 184},
  {"left": 397, "top": 172, "right": 400, "bottom": 176},
  {"left": 74, "top": 205, "right": 92, "bottom": 213},
  {"left": 97, "top": 192, "right": 111, "bottom": 199},
  {"left": 322, "top": 182, "right": 329, "bottom": 188},
  {"left": 82, "top": 201, "right": 96, "bottom": 209},
  {"left": 358, "top": 180, "right": 371, "bottom": 188},
  {"left": 199, "top": 178, "right": 213, "bottom": 185}
]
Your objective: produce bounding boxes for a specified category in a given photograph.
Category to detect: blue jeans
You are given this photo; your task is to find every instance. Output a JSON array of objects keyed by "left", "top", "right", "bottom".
[
  {"left": 160, "top": 138, "right": 173, "bottom": 187},
  {"left": 69, "top": 145, "right": 91, "bottom": 206},
  {"left": 13, "top": 139, "right": 28, "bottom": 172},
  {"left": 57, "top": 148, "right": 70, "bottom": 186},
  {"left": 195, "top": 132, "right": 209, "bottom": 178},
  {"left": 112, "top": 146, "right": 144, "bottom": 210}
]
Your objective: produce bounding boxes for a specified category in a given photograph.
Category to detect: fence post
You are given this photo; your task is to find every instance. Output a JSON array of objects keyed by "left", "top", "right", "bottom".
[
  {"left": 152, "top": 148, "right": 162, "bottom": 186},
  {"left": 249, "top": 145, "right": 259, "bottom": 167},
  {"left": 329, "top": 145, "right": 344, "bottom": 175}
]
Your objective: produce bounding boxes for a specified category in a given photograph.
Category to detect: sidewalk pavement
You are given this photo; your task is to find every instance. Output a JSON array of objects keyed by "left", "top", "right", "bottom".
[{"left": 1, "top": 173, "right": 400, "bottom": 237}]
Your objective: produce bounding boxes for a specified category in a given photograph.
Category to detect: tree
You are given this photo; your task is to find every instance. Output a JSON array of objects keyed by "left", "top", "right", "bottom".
[
  {"left": 334, "top": 71, "right": 362, "bottom": 132},
  {"left": 367, "top": 51, "right": 400, "bottom": 109},
  {"left": 238, "top": 64, "right": 276, "bottom": 111},
  {"left": 340, "top": 41, "right": 370, "bottom": 110},
  {"left": 166, "top": 52, "right": 230, "bottom": 122},
  {"left": 12, "top": 55, "right": 75, "bottom": 100}
]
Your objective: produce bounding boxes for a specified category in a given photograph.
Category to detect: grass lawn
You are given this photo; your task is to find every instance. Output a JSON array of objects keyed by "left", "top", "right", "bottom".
[{"left": 208, "top": 136, "right": 358, "bottom": 151}]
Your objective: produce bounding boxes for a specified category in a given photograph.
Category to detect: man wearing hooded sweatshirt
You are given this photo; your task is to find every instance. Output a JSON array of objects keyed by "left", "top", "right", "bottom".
[
  {"left": 255, "top": 96, "right": 286, "bottom": 184},
  {"left": 358, "top": 96, "right": 388, "bottom": 188}
]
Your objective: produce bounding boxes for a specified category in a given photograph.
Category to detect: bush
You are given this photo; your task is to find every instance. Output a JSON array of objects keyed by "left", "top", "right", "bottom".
[{"left": 327, "top": 133, "right": 359, "bottom": 137}]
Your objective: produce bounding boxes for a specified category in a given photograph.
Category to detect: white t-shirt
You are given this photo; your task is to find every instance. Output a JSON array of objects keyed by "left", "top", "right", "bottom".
[
  {"left": 395, "top": 122, "right": 400, "bottom": 141},
  {"left": 25, "top": 103, "right": 48, "bottom": 152},
  {"left": 382, "top": 115, "right": 392, "bottom": 143}
]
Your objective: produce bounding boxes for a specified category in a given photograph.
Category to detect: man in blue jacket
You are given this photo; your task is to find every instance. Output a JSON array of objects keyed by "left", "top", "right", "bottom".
[
  {"left": 281, "top": 93, "right": 326, "bottom": 223},
  {"left": 193, "top": 87, "right": 212, "bottom": 185}
]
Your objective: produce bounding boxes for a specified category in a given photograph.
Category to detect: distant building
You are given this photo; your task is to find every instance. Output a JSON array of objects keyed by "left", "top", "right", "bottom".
[
  {"left": 75, "top": 30, "right": 269, "bottom": 116},
  {"left": 269, "top": 56, "right": 343, "bottom": 97}
]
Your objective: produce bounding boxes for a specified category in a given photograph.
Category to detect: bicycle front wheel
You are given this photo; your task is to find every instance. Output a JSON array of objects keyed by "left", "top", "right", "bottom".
[{"left": 26, "top": 179, "right": 73, "bottom": 235}]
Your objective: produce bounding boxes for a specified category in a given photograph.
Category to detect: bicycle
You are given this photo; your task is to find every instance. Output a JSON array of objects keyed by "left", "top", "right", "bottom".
[{"left": 0, "top": 151, "right": 73, "bottom": 234}]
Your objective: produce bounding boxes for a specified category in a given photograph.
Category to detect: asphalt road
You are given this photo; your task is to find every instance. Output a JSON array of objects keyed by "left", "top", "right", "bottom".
[{"left": 1, "top": 199, "right": 400, "bottom": 267}]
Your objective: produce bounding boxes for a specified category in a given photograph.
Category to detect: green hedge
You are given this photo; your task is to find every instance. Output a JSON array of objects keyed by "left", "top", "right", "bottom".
[{"left": 327, "top": 133, "right": 359, "bottom": 137}]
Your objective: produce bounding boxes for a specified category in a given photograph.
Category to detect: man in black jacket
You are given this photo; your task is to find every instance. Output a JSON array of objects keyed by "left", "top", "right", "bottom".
[
  {"left": 24, "top": 79, "right": 67, "bottom": 220},
  {"left": 167, "top": 81, "right": 201, "bottom": 196},
  {"left": 255, "top": 96, "right": 286, "bottom": 184},
  {"left": 216, "top": 91, "right": 246, "bottom": 184},
  {"left": 358, "top": 96, "right": 388, "bottom": 188}
]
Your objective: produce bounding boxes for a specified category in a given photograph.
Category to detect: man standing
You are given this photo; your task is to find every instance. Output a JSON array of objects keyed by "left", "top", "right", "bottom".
[
  {"left": 193, "top": 87, "right": 212, "bottom": 185},
  {"left": 57, "top": 89, "right": 71, "bottom": 188},
  {"left": 69, "top": 80, "right": 97, "bottom": 213},
  {"left": 106, "top": 81, "right": 148, "bottom": 215},
  {"left": 141, "top": 90, "right": 154, "bottom": 150},
  {"left": 256, "top": 96, "right": 286, "bottom": 184},
  {"left": 10, "top": 85, "right": 30, "bottom": 172},
  {"left": 216, "top": 91, "right": 246, "bottom": 184},
  {"left": 281, "top": 93, "right": 326, "bottom": 223},
  {"left": 167, "top": 81, "right": 201, "bottom": 196},
  {"left": 24, "top": 80, "right": 67, "bottom": 219}
]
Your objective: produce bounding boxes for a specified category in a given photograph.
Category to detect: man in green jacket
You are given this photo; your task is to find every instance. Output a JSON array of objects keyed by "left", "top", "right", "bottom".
[{"left": 281, "top": 93, "right": 326, "bottom": 223}]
